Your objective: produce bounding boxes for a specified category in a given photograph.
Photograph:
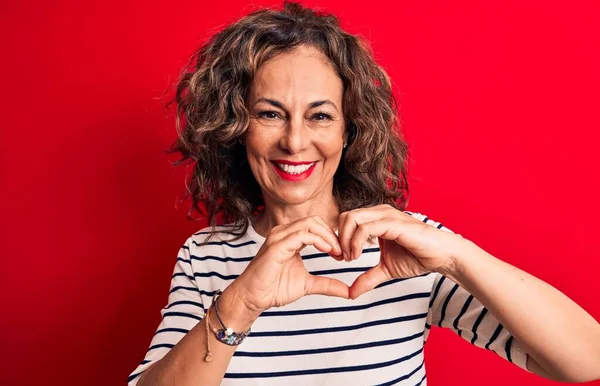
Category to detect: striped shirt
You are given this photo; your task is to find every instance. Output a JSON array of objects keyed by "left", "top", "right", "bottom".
[{"left": 128, "top": 211, "right": 530, "bottom": 385}]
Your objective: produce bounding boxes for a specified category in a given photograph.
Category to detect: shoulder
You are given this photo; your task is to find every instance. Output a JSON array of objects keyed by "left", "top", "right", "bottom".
[
  {"left": 190, "top": 223, "right": 248, "bottom": 241},
  {"left": 403, "top": 210, "right": 455, "bottom": 233},
  {"left": 182, "top": 222, "right": 257, "bottom": 256}
]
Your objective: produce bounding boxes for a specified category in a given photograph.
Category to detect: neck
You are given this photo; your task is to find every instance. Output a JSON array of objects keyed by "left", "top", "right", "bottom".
[{"left": 252, "top": 193, "right": 340, "bottom": 238}]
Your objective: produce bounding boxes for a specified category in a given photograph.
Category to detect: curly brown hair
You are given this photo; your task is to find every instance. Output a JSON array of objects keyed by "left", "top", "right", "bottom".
[{"left": 168, "top": 1, "right": 411, "bottom": 242}]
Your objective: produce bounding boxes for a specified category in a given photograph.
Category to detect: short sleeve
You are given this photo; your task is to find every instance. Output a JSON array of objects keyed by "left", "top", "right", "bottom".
[
  {"left": 127, "top": 236, "right": 207, "bottom": 385},
  {"left": 406, "top": 211, "right": 531, "bottom": 372}
]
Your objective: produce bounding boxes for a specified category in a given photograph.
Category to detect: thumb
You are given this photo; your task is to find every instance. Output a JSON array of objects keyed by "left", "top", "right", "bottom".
[
  {"left": 349, "top": 264, "right": 389, "bottom": 300},
  {"left": 306, "top": 274, "right": 350, "bottom": 299}
]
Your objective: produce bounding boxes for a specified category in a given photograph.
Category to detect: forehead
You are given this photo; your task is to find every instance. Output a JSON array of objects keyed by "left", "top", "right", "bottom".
[{"left": 249, "top": 46, "right": 343, "bottom": 103}]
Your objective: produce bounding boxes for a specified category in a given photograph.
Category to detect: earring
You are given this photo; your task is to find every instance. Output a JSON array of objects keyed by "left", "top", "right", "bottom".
[{"left": 343, "top": 142, "right": 348, "bottom": 149}]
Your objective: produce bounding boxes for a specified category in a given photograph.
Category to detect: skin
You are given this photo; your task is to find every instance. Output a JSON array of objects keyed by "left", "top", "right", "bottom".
[
  {"left": 245, "top": 44, "right": 347, "bottom": 235},
  {"left": 137, "top": 45, "right": 600, "bottom": 385}
]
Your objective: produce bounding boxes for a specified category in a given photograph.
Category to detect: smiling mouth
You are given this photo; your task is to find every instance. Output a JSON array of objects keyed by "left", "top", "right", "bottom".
[{"left": 272, "top": 161, "right": 317, "bottom": 175}]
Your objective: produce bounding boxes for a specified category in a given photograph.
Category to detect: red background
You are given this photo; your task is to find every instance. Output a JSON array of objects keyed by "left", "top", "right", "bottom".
[{"left": 2, "top": 0, "right": 599, "bottom": 385}]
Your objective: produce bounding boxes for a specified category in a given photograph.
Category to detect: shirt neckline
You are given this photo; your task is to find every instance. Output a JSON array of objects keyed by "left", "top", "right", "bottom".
[
  {"left": 246, "top": 219, "right": 267, "bottom": 245},
  {"left": 245, "top": 218, "right": 340, "bottom": 246}
]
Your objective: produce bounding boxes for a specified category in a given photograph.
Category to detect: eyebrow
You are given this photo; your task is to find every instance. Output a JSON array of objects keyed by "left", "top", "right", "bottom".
[{"left": 254, "top": 98, "right": 339, "bottom": 112}]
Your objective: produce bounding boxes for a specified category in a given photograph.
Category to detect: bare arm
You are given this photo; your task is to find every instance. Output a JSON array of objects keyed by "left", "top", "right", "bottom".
[
  {"left": 137, "top": 284, "right": 259, "bottom": 386},
  {"left": 136, "top": 217, "right": 347, "bottom": 385},
  {"left": 443, "top": 238, "right": 600, "bottom": 383}
]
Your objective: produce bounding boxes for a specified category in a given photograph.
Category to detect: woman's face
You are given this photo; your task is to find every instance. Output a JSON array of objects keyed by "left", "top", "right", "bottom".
[{"left": 245, "top": 45, "right": 346, "bottom": 207}]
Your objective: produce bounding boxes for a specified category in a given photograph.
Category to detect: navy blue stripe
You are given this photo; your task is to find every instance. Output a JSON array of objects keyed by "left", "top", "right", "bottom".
[
  {"left": 310, "top": 266, "right": 372, "bottom": 276},
  {"left": 163, "top": 311, "right": 202, "bottom": 321},
  {"left": 261, "top": 292, "right": 430, "bottom": 317},
  {"left": 176, "top": 257, "right": 192, "bottom": 266},
  {"left": 194, "top": 271, "right": 238, "bottom": 280},
  {"left": 194, "top": 230, "right": 244, "bottom": 236},
  {"left": 155, "top": 327, "right": 189, "bottom": 335},
  {"left": 422, "top": 216, "right": 429, "bottom": 223},
  {"left": 128, "top": 372, "right": 142, "bottom": 383},
  {"left": 453, "top": 295, "right": 474, "bottom": 330},
  {"left": 184, "top": 247, "right": 381, "bottom": 264},
  {"left": 168, "top": 285, "right": 217, "bottom": 298},
  {"left": 436, "top": 223, "right": 443, "bottom": 229},
  {"left": 438, "top": 284, "right": 459, "bottom": 326},
  {"left": 485, "top": 324, "right": 504, "bottom": 349},
  {"left": 224, "top": 347, "right": 423, "bottom": 378},
  {"left": 235, "top": 332, "right": 423, "bottom": 357},
  {"left": 250, "top": 313, "right": 427, "bottom": 337},
  {"left": 374, "top": 359, "right": 424, "bottom": 386},
  {"left": 148, "top": 343, "right": 174, "bottom": 351},
  {"left": 424, "top": 322, "right": 431, "bottom": 345},
  {"left": 127, "top": 360, "right": 154, "bottom": 382},
  {"left": 470, "top": 308, "right": 489, "bottom": 345},
  {"left": 186, "top": 250, "right": 359, "bottom": 264},
  {"left": 172, "top": 272, "right": 194, "bottom": 280},
  {"left": 428, "top": 276, "right": 446, "bottom": 307},
  {"left": 505, "top": 336, "right": 514, "bottom": 362},
  {"left": 192, "top": 239, "right": 255, "bottom": 248},
  {"left": 414, "top": 372, "right": 427, "bottom": 386},
  {"left": 197, "top": 289, "right": 217, "bottom": 297},
  {"left": 181, "top": 244, "right": 189, "bottom": 250},
  {"left": 197, "top": 248, "right": 379, "bottom": 264},
  {"left": 165, "top": 300, "right": 204, "bottom": 309},
  {"left": 360, "top": 247, "right": 380, "bottom": 254},
  {"left": 314, "top": 264, "right": 386, "bottom": 276},
  {"left": 168, "top": 285, "right": 198, "bottom": 294},
  {"left": 189, "top": 254, "right": 253, "bottom": 263},
  {"left": 302, "top": 247, "right": 379, "bottom": 260},
  {"left": 193, "top": 266, "right": 392, "bottom": 282}
]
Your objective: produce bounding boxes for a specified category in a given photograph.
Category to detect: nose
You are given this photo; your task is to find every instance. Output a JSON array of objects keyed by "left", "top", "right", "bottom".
[{"left": 279, "top": 116, "right": 308, "bottom": 154}]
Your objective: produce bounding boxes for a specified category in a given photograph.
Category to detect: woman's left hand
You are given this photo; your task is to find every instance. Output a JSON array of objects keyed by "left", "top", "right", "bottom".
[{"left": 337, "top": 204, "right": 465, "bottom": 299}]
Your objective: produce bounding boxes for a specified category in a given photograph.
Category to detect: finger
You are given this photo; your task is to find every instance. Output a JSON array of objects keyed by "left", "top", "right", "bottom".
[
  {"left": 349, "top": 217, "right": 398, "bottom": 261},
  {"left": 280, "top": 217, "right": 342, "bottom": 256},
  {"left": 308, "top": 216, "right": 343, "bottom": 259},
  {"left": 349, "top": 264, "right": 390, "bottom": 300},
  {"left": 274, "top": 230, "right": 333, "bottom": 259},
  {"left": 306, "top": 274, "right": 350, "bottom": 299},
  {"left": 337, "top": 211, "right": 349, "bottom": 260},
  {"left": 378, "top": 236, "right": 386, "bottom": 259},
  {"left": 281, "top": 230, "right": 333, "bottom": 252},
  {"left": 338, "top": 209, "right": 372, "bottom": 261},
  {"left": 339, "top": 208, "right": 385, "bottom": 261}
]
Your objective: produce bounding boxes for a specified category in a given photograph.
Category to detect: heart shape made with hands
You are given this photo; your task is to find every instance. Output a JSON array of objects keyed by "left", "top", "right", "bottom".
[
  {"left": 319, "top": 205, "right": 458, "bottom": 300},
  {"left": 243, "top": 205, "right": 459, "bottom": 310}
]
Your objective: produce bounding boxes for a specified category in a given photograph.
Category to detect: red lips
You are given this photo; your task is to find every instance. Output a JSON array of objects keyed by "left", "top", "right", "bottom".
[{"left": 271, "top": 160, "right": 317, "bottom": 181}]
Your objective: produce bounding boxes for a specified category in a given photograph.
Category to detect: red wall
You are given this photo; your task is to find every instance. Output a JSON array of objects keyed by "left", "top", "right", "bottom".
[{"left": 2, "top": 1, "right": 599, "bottom": 385}]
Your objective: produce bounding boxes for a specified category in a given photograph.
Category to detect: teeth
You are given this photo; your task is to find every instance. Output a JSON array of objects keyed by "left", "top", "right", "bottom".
[{"left": 276, "top": 162, "right": 315, "bottom": 174}]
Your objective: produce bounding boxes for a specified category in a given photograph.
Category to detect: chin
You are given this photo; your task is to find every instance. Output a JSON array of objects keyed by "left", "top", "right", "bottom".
[{"left": 275, "top": 190, "right": 314, "bottom": 206}]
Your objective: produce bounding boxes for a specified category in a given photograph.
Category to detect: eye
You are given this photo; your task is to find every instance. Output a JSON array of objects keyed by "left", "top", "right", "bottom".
[
  {"left": 257, "top": 110, "right": 282, "bottom": 120},
  {"left": 311, "top": 112, "right": 333, "bottom": 121}
]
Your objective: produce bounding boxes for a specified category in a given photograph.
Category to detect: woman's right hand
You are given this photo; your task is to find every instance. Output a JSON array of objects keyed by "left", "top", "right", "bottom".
[{"left": 228, "top": 216, "right": 349, "bottom": 315}]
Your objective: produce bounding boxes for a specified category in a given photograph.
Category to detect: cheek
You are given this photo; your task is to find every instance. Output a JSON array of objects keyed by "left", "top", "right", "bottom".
[
  {"left": 245, "top": 126, "right": 269, "bottom": 156},
  {"left": 245, "top": 126, "right": 276, "bottom": 173},
  {"left": 316, "top": 132, "right": 344, "bottom": 158}
]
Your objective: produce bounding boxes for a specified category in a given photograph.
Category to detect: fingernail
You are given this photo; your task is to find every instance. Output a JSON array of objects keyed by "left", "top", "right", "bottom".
[{"left": 342, "top": 252, "right": 348, "bottom": 261}]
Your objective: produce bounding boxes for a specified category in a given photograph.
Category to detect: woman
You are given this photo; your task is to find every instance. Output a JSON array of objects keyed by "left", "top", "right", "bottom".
[{"left": 128, "top": 2, "right": 600, "bottom": 385}]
